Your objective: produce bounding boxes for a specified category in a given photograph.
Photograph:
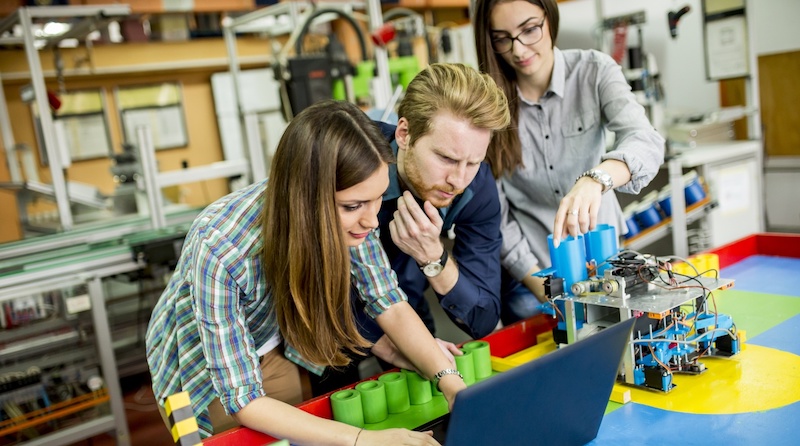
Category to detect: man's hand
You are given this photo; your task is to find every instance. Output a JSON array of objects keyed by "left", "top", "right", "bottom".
[
  {"left": 389, "top": 191, "right": 445, "bottom": 264},
  {"left": 371, "top": 335, "right": 461, "bottom": 374}
]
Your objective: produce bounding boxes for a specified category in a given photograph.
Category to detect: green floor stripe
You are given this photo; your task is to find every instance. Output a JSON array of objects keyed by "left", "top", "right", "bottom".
[{"left": 710, "top": 289, "right": 800, "bottom": 339}]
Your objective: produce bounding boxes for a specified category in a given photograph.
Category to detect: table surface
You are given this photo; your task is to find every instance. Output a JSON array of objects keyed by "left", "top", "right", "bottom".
[{"left": 205, "top": 234, "right": 800, "bottom": 446}]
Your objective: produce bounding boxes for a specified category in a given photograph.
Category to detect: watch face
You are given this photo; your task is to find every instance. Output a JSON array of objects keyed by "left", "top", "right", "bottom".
[{"left": 423, "top": 263, "right": 443, "bottom": 277}]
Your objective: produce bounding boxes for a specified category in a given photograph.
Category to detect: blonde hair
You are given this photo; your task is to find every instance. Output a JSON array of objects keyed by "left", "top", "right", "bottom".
[{"left": 398, "top": 63, "right": 510, "bottom": 148}]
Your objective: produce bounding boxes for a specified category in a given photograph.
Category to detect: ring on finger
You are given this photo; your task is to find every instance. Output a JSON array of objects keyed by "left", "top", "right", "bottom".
[{"left": 569, "top": 209, "right": 579, "bottom": 216}]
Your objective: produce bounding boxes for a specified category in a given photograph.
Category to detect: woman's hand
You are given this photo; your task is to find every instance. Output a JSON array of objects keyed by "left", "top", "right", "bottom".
[
  {"left": 357, "top": 428, "right": 441, "bottom": 445},
  {"left": 553, "top": 161, "right": 630, "bottom": 247},
  {"left": 433, "top": 338, "right": 461, "bottom": 367},
  {"left": 371, "top": 335, "right": 414, "bottom": 371},
  {"left": 552, "top": 177, "right": 603, "bottom": 247}
]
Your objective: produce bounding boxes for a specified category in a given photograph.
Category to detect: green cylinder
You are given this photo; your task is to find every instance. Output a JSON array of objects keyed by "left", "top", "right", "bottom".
[
  {"left": 355, "top": 380, "right": 388, "bottom": 424},
  {"left": 405, "top": 371, "right": 432, "bottom": 405},
  {"left": 430, "top": 379, "right": 443, "bottom": 396},
  {"left": 330, "top": 389, "right": 364, "bottom": 428},
  {"left": 378, "top": 372, "right": 410, "bottom": 414},
  {"left": 462, "top": 340, "right": 492, "bottom": 380},
  {"left": 455, "top": 349, "right": 476, "bottom": 385}
]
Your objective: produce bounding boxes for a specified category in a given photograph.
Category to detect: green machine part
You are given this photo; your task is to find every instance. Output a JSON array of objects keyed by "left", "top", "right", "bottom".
[
  {"left": 388, "top": 56, "right": 420, "bottom": 90},
  {"left": 332, "top": 57, "right": 421, "bottom": 101},
  {"left": 332, "top": 60, "right": 375, "bottom": 101}
]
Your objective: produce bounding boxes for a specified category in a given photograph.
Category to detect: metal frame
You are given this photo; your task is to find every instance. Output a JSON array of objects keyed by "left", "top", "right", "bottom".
[
  {"left": 0, "top": 247, "right": 139, "bottom": 446},
  {"left": 0, "top": 5, "right": 131, "bottom": 231},
  {"left": 564, "top": 275, "right": 735, "bottom": 390},
  {"left": 1, "top": 4, "right": 250, "bottom": 252}
]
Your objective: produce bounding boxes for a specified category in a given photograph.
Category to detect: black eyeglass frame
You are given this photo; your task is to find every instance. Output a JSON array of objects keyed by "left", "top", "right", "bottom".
[{"left": 490, "top": 16, "right": 547, "bottom": 54}]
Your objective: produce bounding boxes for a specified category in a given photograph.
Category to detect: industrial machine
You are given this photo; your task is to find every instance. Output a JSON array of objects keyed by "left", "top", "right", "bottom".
[
  {"left": 534, "top": 225, "right": 740, "bottom": 393},
  {"left": 276, "top": 7, "right": 370, "bottom": 117}
]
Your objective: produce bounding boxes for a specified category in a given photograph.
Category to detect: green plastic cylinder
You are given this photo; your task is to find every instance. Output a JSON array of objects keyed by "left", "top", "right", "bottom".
[
  {"left": 404, "top": 370, "right": 432, "bottom": 405},
  {"left": 378, "top": 372, "right": 410, "bottom": 414},
  {"left": 455, "top": 349, "right": 476, "bottom": 385},
  {"left": 430, "top": 379, "right": 443, "bottom": 396},
  {"left": 462, "top": 340, "right": 492, "bottom": 380},
  {"left": 330, "top": 389, "right": 364, "bottom": 428},
  {"left": 355, "top": 380, "right": 388, "bottom": 423}
]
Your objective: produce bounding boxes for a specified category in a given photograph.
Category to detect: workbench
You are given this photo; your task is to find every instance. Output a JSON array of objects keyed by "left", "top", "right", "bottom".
[{"left": 204, "top": 233, "right": 800, "bottom": 445}]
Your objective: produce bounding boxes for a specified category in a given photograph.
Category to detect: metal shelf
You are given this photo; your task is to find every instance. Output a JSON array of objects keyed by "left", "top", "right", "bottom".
[
  {"left": 623, "top": 197, "right": 716, "bottom": 252},
  {"left": 0, "top": 389, "right": 110, "bottom": 439}
]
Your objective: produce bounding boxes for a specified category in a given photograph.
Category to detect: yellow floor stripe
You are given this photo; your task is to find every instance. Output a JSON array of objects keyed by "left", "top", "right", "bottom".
[{"left": 626, "top": 345, "right": 800, "bottom": 414}]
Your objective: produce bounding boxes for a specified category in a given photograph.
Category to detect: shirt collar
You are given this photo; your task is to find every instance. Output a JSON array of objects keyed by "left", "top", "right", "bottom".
[
  {"left": 517, "top": 46, "right": 566, "bottom": 104},
  {"left": 549, "top": 47, "right": 566, "bottom": 98},
  {"left": 384, "top": 140, "right": 404, "bottom": 201}
]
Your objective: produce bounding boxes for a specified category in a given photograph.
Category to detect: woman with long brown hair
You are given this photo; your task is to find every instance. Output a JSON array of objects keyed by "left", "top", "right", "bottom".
[{"left": 146, "top": 100, "right": 464, "bottom": 445}]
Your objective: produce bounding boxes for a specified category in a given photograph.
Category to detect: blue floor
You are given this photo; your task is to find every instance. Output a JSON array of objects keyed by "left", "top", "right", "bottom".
[
  {"left": 719, "top": 255, "right": 800, "bottom": 296},
  {"left": 591, "top": 400, "right": 800, "bottom": 446},
  {"left": 591, "top": 254, "right": 800, "bottom": 445}
]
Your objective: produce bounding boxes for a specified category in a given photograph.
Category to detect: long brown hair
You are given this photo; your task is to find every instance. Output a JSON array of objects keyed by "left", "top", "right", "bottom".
[
  {"left": 262, "top": 100, "right": 394, "bottom": 367},
  {"left": 473, "top": 0, "right": 560, "bottom": 178}
]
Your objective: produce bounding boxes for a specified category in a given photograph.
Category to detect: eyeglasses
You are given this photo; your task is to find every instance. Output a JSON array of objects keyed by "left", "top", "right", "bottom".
[{"left": 491, "top": 17, "right": 547, "bottom": 54}]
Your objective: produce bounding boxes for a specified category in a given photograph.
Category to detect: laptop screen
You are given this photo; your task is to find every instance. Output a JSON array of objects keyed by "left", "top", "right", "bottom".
[{"left": 416, "top": 318, "right": 635, "bottom": 446}]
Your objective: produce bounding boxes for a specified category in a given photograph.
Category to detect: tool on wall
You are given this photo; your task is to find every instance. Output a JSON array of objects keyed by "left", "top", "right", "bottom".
[{"left": 668, "top": 5, "right": 691, "bottom": 39}]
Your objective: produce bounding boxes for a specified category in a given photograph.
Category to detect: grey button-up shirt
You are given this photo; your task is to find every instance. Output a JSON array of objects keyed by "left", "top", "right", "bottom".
[{"left": 501, "top": 48, "right": 665, "bottom": 279}]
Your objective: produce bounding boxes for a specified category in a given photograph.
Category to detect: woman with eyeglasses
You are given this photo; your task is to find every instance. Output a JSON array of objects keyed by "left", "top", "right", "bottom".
[{"left": 473, "top": 0, "right": 665, "bottom": 323}]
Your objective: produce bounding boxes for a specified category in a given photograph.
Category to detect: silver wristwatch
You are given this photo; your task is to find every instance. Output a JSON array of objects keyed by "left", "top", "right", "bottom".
[
  {"left": 577, "top": 169, "right": 614, "bottom": 194},
  {"left": 420, "top": 249, "right": 448, "bottom": 278}
]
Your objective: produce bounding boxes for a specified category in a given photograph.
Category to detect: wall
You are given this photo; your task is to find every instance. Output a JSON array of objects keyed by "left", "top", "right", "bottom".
[
  {"left": 750, "top": 0, "right": 800, "bottom": 56},
  {"left": 558, "top": 0, "right": 720, "bottom": 115},
  {"left": 0, "top": 37, "right": 273, "bottom": 244},
  {"left": 749, "top": 0, "right": 800, "bottom": 230}
]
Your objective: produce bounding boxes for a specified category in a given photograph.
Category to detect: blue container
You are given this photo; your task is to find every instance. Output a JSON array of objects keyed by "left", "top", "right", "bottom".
[
  {"left": 635, "top": 202, "right": 662, "bottom": 229},
  {"left": 683, "top": 170, "right": 706, "bottom": 206},
  {"left": 658, "top": 188, "right": 672, "bottom": 217},
  {"left": 684, "top": 180, "right": 706, "bottom": 205},
  {"left": 624, "top": 213, "right": 640, "bottom": 239},
  {"left": 547, "top": 234, "right": 588, "bottom": 294},
  {"left": 584, "top": 224, "right": 617, "bottom": 274}
]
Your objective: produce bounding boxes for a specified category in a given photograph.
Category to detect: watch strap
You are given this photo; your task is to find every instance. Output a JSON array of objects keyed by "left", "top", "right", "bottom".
[
  {"left": 419, "top": 247, "right": 448, "bottom": 271},
  {"left": 577, "top": 169, "right": 614, "bottom": 194}
]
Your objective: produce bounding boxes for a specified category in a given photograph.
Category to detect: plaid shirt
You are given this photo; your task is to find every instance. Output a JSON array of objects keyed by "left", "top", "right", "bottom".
[{"left": 146, "top": 179, "right": 406, "bottom": 437}]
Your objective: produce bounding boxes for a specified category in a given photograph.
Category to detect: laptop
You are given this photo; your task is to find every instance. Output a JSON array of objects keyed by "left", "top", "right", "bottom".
[{"left": 416, "top": 317, "right": 636, "bottom": 445}]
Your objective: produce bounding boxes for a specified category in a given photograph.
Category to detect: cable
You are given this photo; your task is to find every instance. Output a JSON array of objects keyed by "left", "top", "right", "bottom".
[{"left": 295, "top": 8, "right": 368, "bottom": 62}]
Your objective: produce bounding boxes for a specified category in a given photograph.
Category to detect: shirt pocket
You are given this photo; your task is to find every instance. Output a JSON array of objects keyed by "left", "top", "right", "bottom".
[
  {"left": 562, "top": 110, "right": 597, "bottom": 138},
  {"left": 561, "top": 110, "right": 598, "bottom": 160}
]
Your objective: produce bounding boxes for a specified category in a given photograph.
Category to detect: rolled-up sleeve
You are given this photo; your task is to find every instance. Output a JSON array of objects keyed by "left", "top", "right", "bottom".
[
  {"left": 596, "top": 53, "right": 665, "bottom": 194},
  {"left": 350, "top": 230, "right": 408, "bottom": 319}
]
